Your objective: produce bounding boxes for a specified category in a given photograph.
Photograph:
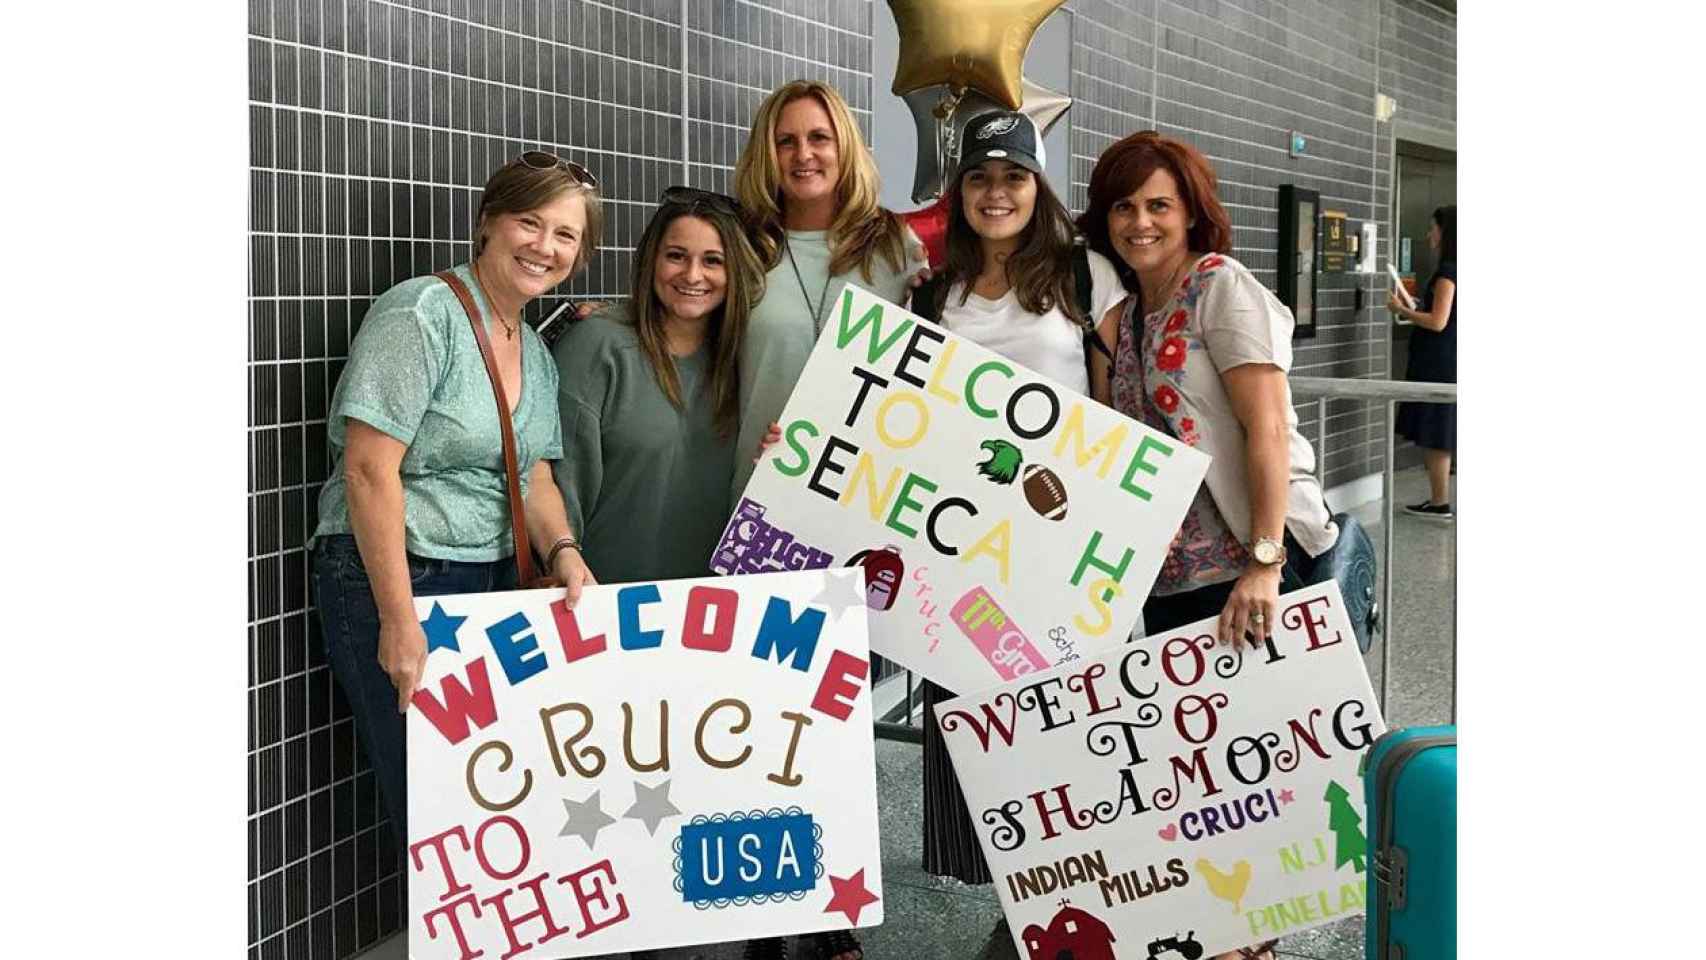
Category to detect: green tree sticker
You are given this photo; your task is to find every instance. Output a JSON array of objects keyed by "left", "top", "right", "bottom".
[{"left": 1323, "top": 780, "right": 1367, "bottom": 873}]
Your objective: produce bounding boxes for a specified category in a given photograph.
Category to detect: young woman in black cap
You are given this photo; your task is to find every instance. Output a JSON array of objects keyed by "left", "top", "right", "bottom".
[{"left": 908, "top": 109, "right": 1129, "bottom": 960}]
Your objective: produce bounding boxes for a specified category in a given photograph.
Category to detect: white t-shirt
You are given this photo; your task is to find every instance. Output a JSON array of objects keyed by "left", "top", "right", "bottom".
[{"left": 937, "top": 249, "right": 1127, "bottom": 395}]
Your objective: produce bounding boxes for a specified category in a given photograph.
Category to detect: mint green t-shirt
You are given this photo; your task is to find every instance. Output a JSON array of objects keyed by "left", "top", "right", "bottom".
[
  {"left": 553, "top": 310, "right": 736, "bottom": 583},
  {"left": 731, "top": 228, "right": 922, "bottom": 502},
  {"left": 311, "top": 263, "right": 564, "bottom": 562}
]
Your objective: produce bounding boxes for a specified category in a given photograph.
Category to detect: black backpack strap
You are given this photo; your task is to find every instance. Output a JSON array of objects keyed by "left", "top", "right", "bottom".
[
  {"left": 1074, "top": 245, "right": 1114, "bottom": 364},
  {"left": 910, "top": 274, "right": 946, "bottom": 323}
]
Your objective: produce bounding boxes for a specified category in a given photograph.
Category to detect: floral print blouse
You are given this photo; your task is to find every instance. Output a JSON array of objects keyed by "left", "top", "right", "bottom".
[{"left": 1112, "top": 255, "right": 1250, "bottom": 595}]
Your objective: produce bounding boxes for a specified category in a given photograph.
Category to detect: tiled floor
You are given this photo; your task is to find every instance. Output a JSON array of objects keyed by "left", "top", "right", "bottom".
[{"left": 360, "top": 468, "right": 1455, "bottom": 960}]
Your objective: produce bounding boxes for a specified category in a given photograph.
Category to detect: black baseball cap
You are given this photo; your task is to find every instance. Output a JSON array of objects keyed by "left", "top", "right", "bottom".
[{"left": 957, "top": 110, "right": 1046, "bottom": 176}]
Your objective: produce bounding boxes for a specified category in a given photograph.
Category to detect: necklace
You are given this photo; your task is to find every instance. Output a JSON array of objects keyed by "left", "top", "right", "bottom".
[
  {"left": 470, "top": 262, "right": 520, "bottom": 340},
  {"left": 784, "top": 235, "right": 834, "bottom": 334},
  {"left": 1143, "top": 254, "right": 1194, "bottom": 318}
]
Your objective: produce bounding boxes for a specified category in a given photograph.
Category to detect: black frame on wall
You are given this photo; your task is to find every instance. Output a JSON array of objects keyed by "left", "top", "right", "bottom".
[{"left": 1277, "top": 183, "right": 1319, "bottom": 340}]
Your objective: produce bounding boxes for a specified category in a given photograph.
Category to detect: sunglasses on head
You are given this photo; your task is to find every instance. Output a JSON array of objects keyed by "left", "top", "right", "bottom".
[
  {"left": 517, "top": 150, "right": 599, "bottom": 188},
  {"left": 660, "top": 186, "right": 740, "bottom": 215}
]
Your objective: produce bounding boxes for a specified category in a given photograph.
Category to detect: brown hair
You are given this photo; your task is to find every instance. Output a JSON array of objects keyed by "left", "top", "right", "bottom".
[
  {"left": 626, "top": 200, "right": 766, "bottom": 438},
  {"left": 934, "top": 166, "right": 1083, "bottom": 324},
  {"left": 733, "top": 80, "right": 908, "bottom": 282},
  {"left": 472, "top": 156, "right": 603, "bottom": 273},
  {"left": 1077, "top": 131, "right": 1232, "bottom": 293}
]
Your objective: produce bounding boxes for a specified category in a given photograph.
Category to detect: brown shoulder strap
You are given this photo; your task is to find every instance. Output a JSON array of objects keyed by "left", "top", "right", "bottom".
[{"left": 435, "top": 270, "right": 538, "bottom": 585}]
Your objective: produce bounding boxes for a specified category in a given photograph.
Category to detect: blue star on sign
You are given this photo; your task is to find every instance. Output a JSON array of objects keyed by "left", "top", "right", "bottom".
[{"left": 420, "top": 602, "right": 468, "bottom": 654}]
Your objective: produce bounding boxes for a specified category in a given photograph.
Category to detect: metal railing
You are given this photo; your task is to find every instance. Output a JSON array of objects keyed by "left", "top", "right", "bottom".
[
  {"left": 1291, "top": 377, "right": 1457, "bottom": 720},
  {"left": 872, "top": 377, "right": 1459, "bottom": 743}
]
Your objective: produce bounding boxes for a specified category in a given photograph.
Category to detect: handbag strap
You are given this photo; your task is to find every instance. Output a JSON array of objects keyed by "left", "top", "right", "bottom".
[{"left": 434, "top": 270, "right": 539, "bottom": 585}]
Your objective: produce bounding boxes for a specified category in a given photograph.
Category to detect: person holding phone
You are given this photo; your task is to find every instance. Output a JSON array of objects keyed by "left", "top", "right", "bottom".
[{"left": 1389, "top": 205, "right": 1457, "bottom": 519}]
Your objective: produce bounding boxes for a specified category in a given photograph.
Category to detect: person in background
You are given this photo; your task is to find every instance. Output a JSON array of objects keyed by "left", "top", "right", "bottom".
[
  {"left": 552, "top": 187, "right": 764, "bottom": 583},
  {"left": 310, "top": 151, "right": 600, "bottom": 856},
  {"left": 1080, "top": 130, "right": 1342, "bottom": 960},
  {"left": 731, "top": 78, "right": 928, "bottom": 508},
  {"left": 1390, "top": 204, "right": 1457, "bottom": 519},
  {"left": 905, "top": 109, "right": 1129, "bottom": 960}
]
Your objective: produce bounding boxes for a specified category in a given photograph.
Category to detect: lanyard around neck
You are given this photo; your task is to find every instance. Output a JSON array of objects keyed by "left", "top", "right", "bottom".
[{"left": 784, "top": 235, "right": 834, "bottom": 333}]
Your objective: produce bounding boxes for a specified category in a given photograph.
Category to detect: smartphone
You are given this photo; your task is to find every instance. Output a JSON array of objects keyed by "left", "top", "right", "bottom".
[
  {"left": 1386, "top": 264, "right": 1417, "bottom": 311},
  {"left": 535, "top": 300, "right": 580, "bottom": 339}
]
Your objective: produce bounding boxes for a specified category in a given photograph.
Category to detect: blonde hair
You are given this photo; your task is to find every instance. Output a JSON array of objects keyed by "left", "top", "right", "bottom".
[
  {"left": 472, "top": 157, "right": 603, "bottom": 274},
  {"left": 733, "top": 80, "right": 907, "bottom": 282},
  {"left": 627, "top": 202, "right": 766, "bottom": 438}
]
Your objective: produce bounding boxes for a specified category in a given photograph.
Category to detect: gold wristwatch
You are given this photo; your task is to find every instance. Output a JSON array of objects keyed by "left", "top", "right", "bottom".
[{"left": 1251, "top": 537, "right": 1287, "bottom": 566}]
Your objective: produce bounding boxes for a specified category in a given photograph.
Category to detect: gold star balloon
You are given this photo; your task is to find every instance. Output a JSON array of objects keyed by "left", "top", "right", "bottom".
[{"left": 887, "top": 0, "right": 1068, "bottom": 109}]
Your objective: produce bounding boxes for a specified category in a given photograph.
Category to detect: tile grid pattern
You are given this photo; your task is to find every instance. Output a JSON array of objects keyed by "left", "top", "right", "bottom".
[{"left": 247, "top": 1, "right": 1454, "bottom": 956}]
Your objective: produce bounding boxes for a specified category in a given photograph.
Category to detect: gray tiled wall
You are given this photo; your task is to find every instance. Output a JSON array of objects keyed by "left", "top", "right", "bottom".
[{"left": 246, "top": 2, "right": 1455, "bottom": 957}]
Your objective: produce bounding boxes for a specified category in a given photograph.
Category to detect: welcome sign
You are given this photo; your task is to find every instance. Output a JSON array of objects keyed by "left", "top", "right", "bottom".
[
  {"left": 714, "top": 282, "right": 1210, "bottom": 694},
  {"left": 936, "top": 582, "right": 1384, "bottom": 958},
  {"left": 404, "top": 570, "right": 884, "bottom": 959}
]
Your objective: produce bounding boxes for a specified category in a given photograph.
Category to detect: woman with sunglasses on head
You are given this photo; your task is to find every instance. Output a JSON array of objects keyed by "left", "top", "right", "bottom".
[
  {"left": 730, "top": 78, "right": 929, "bottom": 506},
  {"left": 551, "top": 187, "right": 765, "bottom": 586},
  {"left": 1080, "top": 131, "right": 1341, "bottom": 960},
  {"left": 310, "top": 152, "right": 602, "bottom": 859},
  {"left": 906, "top": 110, "right": 1129, "bottom": 960}
]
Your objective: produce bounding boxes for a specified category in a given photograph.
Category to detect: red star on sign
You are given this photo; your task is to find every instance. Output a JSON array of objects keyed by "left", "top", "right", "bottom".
[
  {"left": 1279, "top": 789, "right": 1296, "bottom": 805},
  {"left": 822, "top": 869, "right": 880, "bottom": 925}
]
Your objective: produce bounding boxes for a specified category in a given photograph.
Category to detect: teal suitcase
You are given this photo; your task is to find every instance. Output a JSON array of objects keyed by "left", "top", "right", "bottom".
[{"left": 1365, "top": 726, "right": 1456, "bottom": 960}]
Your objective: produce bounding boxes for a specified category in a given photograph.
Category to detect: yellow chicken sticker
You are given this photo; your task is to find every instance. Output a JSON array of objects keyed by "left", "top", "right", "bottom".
[{"left": 1195, "top": 858, "right": 1253, "bottom": 914}]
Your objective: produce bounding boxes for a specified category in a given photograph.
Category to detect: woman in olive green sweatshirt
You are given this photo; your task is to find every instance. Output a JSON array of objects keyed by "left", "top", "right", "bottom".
[{"left": 552, "top": 187, "right": 766, "bottom": 582}]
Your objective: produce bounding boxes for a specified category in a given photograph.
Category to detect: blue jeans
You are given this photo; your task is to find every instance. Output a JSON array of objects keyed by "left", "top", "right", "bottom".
[{"left": 312, "top": 534, "right": 518, "bottom": 847}]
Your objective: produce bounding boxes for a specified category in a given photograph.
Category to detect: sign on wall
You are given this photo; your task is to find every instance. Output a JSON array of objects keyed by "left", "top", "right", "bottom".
[
  {"left": 712, "top": 282, "right": 1210, "bottom": 694},
  {"left": 405, "top": 570, "right": 884, "bottom": 959},
  {"left": 936, "top": 582, "right": 1384, "bottom": 958}
]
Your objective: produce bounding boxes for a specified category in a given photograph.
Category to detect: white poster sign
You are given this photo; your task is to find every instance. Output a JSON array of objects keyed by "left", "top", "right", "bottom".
[
  {"left": 713, "top": 282, "right": 1209, "bottom": 694},
  {"left": 405, "top": 570, "right": 883, "bottom": 958},
  {"left": 937, "top": 582, "right": 1384, "bottom": 959}
]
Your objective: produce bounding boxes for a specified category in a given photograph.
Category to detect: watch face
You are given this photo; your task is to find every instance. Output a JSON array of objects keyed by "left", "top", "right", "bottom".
[{"left": 1255, "top": 540, "right": 1284, "bottom": 564}]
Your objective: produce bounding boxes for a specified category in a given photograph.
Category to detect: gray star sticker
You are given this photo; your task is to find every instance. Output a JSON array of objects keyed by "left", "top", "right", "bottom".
[
  {"left": 812, "top": 569, "right": 867, "bottom": 621},
  {"left": 623, "top": 779, "right": 682, "bottom": 836},
  {"left": 559, "top": 791, "right": 616, "bottom": 849}
]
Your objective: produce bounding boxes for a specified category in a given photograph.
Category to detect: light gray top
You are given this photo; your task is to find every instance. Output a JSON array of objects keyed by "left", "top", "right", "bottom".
[{"left": 730, "top": 228, "right": 924, "bottom": 504}]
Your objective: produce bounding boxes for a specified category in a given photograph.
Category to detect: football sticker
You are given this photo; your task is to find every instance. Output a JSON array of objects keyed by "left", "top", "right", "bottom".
[{"left": 974, "top": 439, "right": 1069, "bottom": 522}]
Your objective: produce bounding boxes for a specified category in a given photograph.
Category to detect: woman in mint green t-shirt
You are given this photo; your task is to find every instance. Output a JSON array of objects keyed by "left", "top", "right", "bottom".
[
  {"left": 309, "top": 153, "right": 602, "bottom": 847},
  {"left": 553, "top": 187, "right": 766, "bottom": 583}
]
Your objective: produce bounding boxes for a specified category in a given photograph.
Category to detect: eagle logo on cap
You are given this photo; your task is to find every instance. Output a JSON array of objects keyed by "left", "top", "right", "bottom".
[{"left": 975, "top": 115, "right": 1021, "bottom": 139}]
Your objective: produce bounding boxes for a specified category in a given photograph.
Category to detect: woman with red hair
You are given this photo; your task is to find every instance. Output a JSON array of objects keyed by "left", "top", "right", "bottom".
[{"left": 1079, "top": 133, "right": 1340, "bottom": 960}]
